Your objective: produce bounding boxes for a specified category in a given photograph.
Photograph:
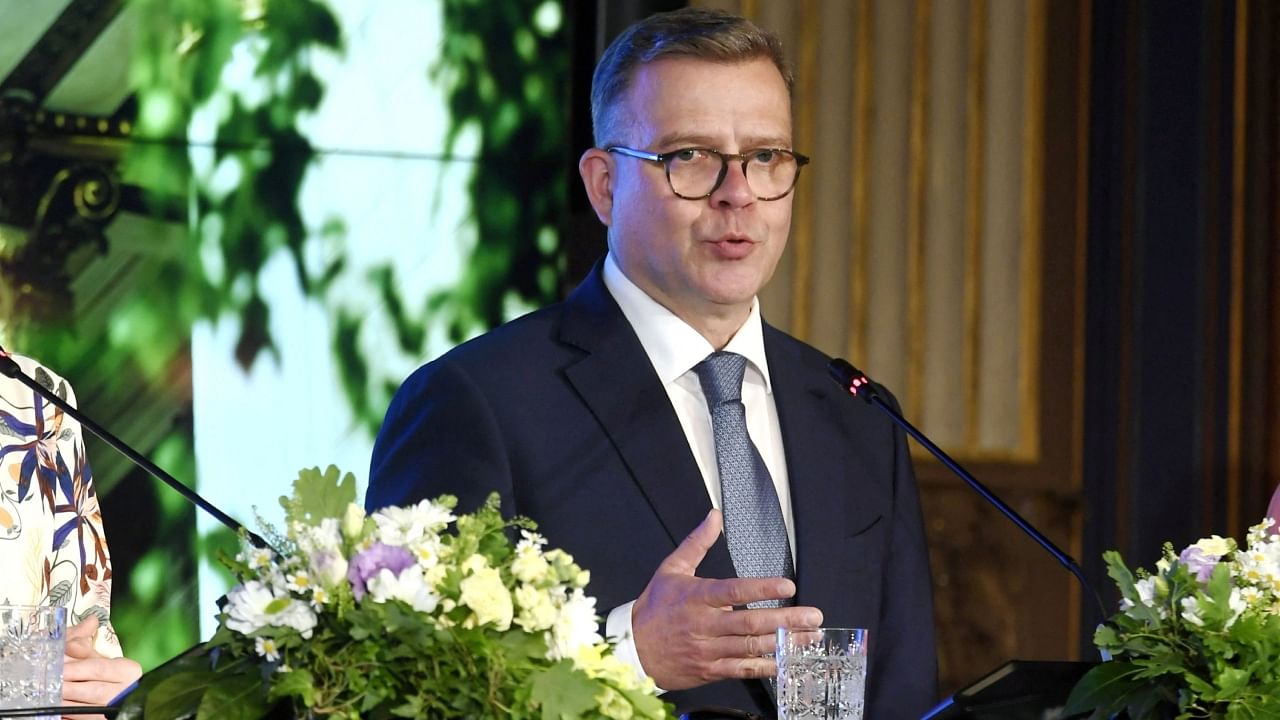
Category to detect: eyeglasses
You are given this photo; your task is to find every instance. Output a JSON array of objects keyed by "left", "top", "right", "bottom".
[{"left": 606, "top": 146, "right": 810, "bottom": 201}]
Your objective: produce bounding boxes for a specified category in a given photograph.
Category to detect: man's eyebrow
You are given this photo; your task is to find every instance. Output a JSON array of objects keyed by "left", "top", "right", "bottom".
[
  {"left": 650, "top": 133, "right": 796, "bottom": 151},
  {"left": 651, "top": 133, "right": 720, "bottom": 149}
]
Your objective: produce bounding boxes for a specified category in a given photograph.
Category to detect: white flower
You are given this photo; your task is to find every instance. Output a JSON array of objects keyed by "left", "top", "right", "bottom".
[
  {"left": 254, "top": 636, "right": 280, "bottom": 662},
  {"left": 276, "top": 599, "right": 318, "bottom": 639},
  {"left": 1226, "top": 587, "right": 1247, "bottom": 628},
  {"left": 223, "top": 580, "right": 317, "bottom": 639},
  {"left": 367, "top": 566, "right": 440, "bottom": 614},
  {"left": 225, "top": 581, "right": 279, "bottom": 635},
  {"left": 548, "top": 589, "right": 601, "bottom": 661},
  {"left": 512, "top": 540, "right": 551, "bottom": 584},
  {"left": 293, "top": 518, "right": 342, "bottom": 557},
  {"left": 247, "top": 547, "right": 275, "bottom": 571},
  {"left": 308, "top": 548, "right": 349, "bottom": 589},
  {"left": 286, "top": 571, "right": 313, "bottom": 594},
  {"left": 409, "top": 536, "right": 445, "bottom": 572},
  {"left": 1121, "top": 576, "right": 1166, "bottom": 619},
  {"left": 1180, "top": 596, "right": 1205, "bottom": 627},
  {"left": 459, "top": 566, "right": 513, "bottom": 630},
  {"left": 372, "top": 499, "right": 455, "bottom": 546}
]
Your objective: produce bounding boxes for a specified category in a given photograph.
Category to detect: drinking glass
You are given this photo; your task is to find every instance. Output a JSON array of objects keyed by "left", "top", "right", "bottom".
[
  {"left": 776, "top": 627, "right": 868, "bottom": 720},
  {"left": 0, "top": 605, "right": 66, "bottom": 720}
]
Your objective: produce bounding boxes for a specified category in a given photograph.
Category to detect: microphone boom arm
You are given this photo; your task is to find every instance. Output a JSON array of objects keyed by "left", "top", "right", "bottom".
[
  {"left": 0, "top": 348, "right": 271, "bottom": 550},
  {"left": 827, "top": 358, "right": 1106, "bottom": 622}
]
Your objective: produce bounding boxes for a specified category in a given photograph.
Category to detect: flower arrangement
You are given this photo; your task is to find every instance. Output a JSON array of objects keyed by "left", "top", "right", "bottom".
[
  {"left": 1064, "top": 520, "right": 1280, "bottom": 719},
  {"left": 117, "top": 466, "right": 669, "bottom": 719}
]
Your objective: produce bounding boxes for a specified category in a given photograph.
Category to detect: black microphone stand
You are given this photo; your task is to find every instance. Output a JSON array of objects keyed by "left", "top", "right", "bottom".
[
  {"left": 826, "top": 358, "right": 1107, "bottom": 622},
  {"left": 0, "top": 347, "right": 272, "bottom": 550}
]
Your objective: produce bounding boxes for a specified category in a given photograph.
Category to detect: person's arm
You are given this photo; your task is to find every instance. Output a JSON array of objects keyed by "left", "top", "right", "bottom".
[{"left": 367, "top": 358, "right": 514, "bottom": 514}]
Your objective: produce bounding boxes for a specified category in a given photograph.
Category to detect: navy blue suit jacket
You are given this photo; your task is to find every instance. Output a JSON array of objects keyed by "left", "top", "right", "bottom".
[{"left": 368, "top": 265, "right": 938, "bottom": 718}]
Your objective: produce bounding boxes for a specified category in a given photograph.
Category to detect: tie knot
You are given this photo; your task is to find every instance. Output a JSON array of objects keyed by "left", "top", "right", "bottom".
[{"left": 694, "top": 352, "right": 748, "bottom": 406}]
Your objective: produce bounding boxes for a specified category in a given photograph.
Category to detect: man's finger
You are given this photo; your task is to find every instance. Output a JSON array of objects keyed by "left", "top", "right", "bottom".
[
  {"left": 697, "top": 575, "right": 797, "bottom": 609},
  {"left": 703, "top": 603, "right": 824, "bottom": 638},
  {"left": 656, "top": 509, "right": 723, "bottom": 575},
  {"left": 708, "top": 655, "right": 778, "bottom": 681}
]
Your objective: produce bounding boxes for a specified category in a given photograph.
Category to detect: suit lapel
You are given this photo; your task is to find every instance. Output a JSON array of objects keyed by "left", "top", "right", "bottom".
[
  {"left": 558, "top": 267, "right": 737, "bottom": 580},
  {"left": 765, "top": 328, "right": 880, "bottom": 614}
]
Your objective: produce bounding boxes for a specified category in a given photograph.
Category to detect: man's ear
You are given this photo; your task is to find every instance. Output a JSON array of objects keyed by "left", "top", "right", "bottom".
[{"left": 578, "top": 148, "right": 614, "bottom": 225}]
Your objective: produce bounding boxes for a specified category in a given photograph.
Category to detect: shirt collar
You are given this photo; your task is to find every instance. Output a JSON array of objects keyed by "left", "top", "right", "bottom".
[{"left": 602, "top": 253, "right": 773, "bottom": 393}]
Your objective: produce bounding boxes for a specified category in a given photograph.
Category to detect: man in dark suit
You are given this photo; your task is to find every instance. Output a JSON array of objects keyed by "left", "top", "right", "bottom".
[{"left": 368, "top": 8, "right": 937, "bottom": 718}]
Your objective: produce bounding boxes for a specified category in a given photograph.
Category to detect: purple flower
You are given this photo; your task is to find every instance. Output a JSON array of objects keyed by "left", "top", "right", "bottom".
[
  {"left": 1179, "top": 546, "right": 1219, "bottom": 583},
  {"left": 347, "top": 543, "right": 415, "bottom": 601}
]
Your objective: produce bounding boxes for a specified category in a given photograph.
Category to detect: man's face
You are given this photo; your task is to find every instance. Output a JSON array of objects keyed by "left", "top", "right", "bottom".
[{"left": 594, "top": 57, "right": 795, "bottom": 330}]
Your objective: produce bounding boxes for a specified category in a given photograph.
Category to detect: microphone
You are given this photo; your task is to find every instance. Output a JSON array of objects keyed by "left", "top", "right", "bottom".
[
  {"left": 826, "top": 358, "right": 1106, "bottom": 621},
  {"left": 0, "top": 345, "right": 272, "bottom": 550}
]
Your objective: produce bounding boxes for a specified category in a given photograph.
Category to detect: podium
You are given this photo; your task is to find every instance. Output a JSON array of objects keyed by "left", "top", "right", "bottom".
[{"left": 922, "top": 660, "right": 1097, "bottom": 719}]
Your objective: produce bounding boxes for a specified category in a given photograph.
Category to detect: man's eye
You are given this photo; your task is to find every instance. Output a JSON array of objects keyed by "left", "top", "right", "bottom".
[
  {"left": 751, "top": 149, "right": 778, "bottom": 164},
  {"left": 671, "top": 149, "right": 701, "bottom": 163}
]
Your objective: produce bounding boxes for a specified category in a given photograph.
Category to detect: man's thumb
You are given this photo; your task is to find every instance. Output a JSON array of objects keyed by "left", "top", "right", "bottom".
[{"left": 658, "top": 509, "right": 722, "bottom": 575}]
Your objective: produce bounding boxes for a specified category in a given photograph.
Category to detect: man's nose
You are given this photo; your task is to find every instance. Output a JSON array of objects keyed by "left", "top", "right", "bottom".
[{"left": 711, "top": 161, "right": 755, "bottom": 208}]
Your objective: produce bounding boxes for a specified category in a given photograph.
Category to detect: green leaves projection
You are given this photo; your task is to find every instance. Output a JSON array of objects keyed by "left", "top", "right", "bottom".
[{"left": 9, "top": 0, "right": 567, "bottom": 671}]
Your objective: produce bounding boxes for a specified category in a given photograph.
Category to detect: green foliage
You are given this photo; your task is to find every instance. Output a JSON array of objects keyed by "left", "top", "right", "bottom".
[
  {"left": 1065, "top": 537, "right": 1280, "bottom": 719},
  {"left": 279, "top": 465, "right": 357, "bottom": 527},
  {"left": 127, "top": 0, "right": 342, "bottom": 369},
  {"left": 123, "top": 468, "right": 671, "bottom": 719},
  {"left": 334, "top": 0, "right": 571, "bottom": 435}
]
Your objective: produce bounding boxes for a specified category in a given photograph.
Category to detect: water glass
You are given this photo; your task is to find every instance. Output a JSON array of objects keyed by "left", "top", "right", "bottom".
[
  {"left": 0, "top": 605, "right": 66, "bottom": 720},
  {"left": 776, "top": 627, "right": 868, "bottom": 720}
]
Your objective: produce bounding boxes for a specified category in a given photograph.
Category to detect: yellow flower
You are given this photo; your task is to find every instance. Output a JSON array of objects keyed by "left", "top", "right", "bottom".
[
  {"left": 512, "top": 546, "right": 551, "bottom": 584},
  {"left": 1194, "top": 535, "right": 1233, "bottom": 556},
  {"left": 514, "top": 584, "right": 557, "bottom": 631},
  {"left": 459, "top": 566, "right": 513, "bottom": 630}
]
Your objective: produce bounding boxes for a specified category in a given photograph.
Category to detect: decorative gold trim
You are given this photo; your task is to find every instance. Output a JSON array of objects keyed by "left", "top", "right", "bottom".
[
  {"left": 1227, "top": 0, "right": 1247, "bottom": 538},
  {"left": 1019, "top": 0, "right": 1046, "bottom": 461},
  {"left": 789, "top": 0, "right": 819, "bottom": 340},
  {"left": 848, "top": 0, "right": 873, "bottom": 365},
  {"left": 906, "top": 0, "right": 931, "bottom": 421},
  {"left": 962, "top": 0, "right": 987, "bottom": 449}
]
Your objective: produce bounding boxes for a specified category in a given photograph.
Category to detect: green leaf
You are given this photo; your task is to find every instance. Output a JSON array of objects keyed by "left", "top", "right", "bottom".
[
  {"left": 268, "top": 667, "right": 316, "bottom": 706},
  {"left": 144, "top": 670, "right": 220, "bottom": 719},
  {"left": 280, "top": 465, "right": 356, "bottom": 527},
  {"left": 1062, "top": 661, "right": 1147, "bottom": 716},
  {"left": 196, "top": 667, "right": 271, "bottom": 720},
  {"left": 529, "top": 662, "right": 599, "bottom": 720},
  {"left": 46, "top": 579, "right": 73, "bottom": 607}
]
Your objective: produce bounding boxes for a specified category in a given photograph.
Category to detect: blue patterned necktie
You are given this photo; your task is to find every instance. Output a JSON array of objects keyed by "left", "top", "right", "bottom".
[{"left": 694, "top": 351, "right": 794, "bottom": 609}]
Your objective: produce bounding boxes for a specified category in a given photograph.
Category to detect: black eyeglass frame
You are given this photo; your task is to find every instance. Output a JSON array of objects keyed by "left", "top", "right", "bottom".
[{"left": 606, "top": 145, "right": 810, "bottom": 201}]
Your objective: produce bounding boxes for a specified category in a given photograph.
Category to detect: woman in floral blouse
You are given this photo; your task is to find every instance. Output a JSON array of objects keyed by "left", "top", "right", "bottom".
[{"left": 0, "top": 352, "right": 141, "bottom": 712}]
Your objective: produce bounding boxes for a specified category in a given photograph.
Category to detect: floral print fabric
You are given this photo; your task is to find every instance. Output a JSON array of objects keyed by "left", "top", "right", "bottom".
[{"left": 0, "top": 353, "right": 121, "bottom": 657}]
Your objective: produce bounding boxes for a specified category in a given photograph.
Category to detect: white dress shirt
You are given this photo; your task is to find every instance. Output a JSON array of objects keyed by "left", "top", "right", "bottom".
[{"left": 600, "top": 253, "right": 795, "bottom": 685}]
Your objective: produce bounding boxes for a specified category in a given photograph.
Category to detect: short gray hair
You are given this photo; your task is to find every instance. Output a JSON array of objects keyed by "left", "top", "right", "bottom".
[{"left": 590, "top": 7, "right": 792, "bottom": 146}]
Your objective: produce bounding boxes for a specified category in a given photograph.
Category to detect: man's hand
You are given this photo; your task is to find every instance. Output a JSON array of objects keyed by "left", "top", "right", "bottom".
[
  {"left": 632, "top": 509, "right": 823, "bottom": 690},
  {"left": 61, "top": 614, "right": 143, "bottom": 720}
]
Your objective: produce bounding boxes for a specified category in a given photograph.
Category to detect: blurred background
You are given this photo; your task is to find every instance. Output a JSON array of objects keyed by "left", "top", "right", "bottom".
[{"left": 0, "top": 0, "right": 1277, "bottom": 698}]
